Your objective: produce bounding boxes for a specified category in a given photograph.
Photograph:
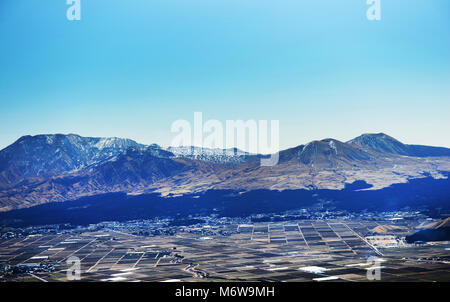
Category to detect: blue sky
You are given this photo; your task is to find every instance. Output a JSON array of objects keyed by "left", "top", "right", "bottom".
[{"left": 1, "top": 0, "right": 449, "bottom": 150}]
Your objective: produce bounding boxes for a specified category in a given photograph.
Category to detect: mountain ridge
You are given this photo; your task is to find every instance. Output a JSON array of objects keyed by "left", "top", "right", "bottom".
[
  {"left": 348, "top": 133, "right": 450, "bottom": 157},
  {"left": 0, "top": 132, "right": 450, "bottom": 212}
]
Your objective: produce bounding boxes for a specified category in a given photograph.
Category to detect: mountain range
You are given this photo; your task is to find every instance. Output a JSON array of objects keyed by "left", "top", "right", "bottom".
[{"left": 0, "top": 133, "right": 450, "bottom": 212}]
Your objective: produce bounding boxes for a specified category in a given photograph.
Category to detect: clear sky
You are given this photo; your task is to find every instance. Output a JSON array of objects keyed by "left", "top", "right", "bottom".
[{"left": 1, "top": 0, "right": 449, "bottom": 151}]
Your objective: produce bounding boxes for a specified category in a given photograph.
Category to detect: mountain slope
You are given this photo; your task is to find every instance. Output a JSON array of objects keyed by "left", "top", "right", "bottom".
[
  {"left": 347, "top": 133, "right": 411, "bottom": 155},
  {"left": 294, "top": 139, "right": 374, "bottom": 166},
  {"left": 419, "top": 217, "right": 450, "bottom": 229},
  {"left": 0, "top": 133, "right": 450, "bottom": 211},
  {"left": 408, "top": 145, "right": 450, "bottom": 157},
  {"left": 348, "top": 133, "right": 450, "bottom": 157},
  {"left": 406, "top": 217, "right": 450, "bottom": 243},
  {"left": 0, "top": 134, "right": 145, "bottom": 188},
  {"left": 0, "top": 145, "right": 211, "bottom": 211}
]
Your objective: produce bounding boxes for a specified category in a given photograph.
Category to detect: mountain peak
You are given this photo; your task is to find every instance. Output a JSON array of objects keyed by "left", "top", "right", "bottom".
[
  {"left": 347, "top": 133, "right": 410, "bottom": 156},
  {"left": 0, "top": 134, "right": 146, "bottom": 187},
  {"left": 1, "top": 132, "right": 450, "bottom": 211},
  {"left": 12, "top": 134, "right": 143, "bottom": 150},
  {"left": 352, "top": 132, "right": 397, "bottom": 141},
  {"left": 294, "top": 138, "right": 372, "bottom": 165}
]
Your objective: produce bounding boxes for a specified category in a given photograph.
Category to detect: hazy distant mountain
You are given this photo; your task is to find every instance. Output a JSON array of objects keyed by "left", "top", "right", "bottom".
[{"left": 0, "top": 133, "right": 449, "bottom": 211}]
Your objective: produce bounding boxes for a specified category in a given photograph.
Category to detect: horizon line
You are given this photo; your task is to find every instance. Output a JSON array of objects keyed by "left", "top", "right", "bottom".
[{"left": 2, "top": 132, "right": 449, "bottom": 155}]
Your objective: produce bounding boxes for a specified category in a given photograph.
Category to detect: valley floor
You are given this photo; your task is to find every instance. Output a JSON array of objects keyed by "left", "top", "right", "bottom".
[{"left": 1, "top": 218, "right": 450, "bottom": 282}]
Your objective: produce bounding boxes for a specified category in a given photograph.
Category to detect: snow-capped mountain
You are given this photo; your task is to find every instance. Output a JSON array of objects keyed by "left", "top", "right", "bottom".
[
  {"left": 167, "top": 146, "right": 250, "bottom": 163},
  {"left": 0, "top": 134, "right": 146, "bottom": 188},
  {"left": 0, "top": 132, "right": 449, "bottom": 212},
  {"left": 0, "top": 134, "right": 252, "bottom": 190}
]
